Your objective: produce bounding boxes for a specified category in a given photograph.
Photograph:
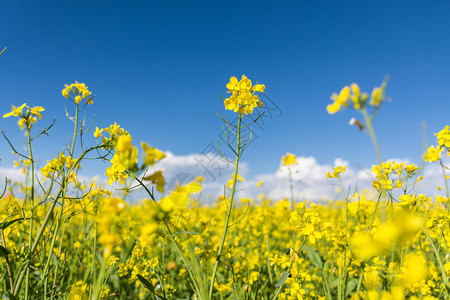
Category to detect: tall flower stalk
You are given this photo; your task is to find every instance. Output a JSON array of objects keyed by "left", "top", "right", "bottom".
[
  {"left": 327, "top": 80, "right": 388, "bottom": 164},
  {"left": 281, "top": 153, "right": 298, "bottom": 210},
  {"left": 209, "top": 75, "right": 265, "bottom": 298}
]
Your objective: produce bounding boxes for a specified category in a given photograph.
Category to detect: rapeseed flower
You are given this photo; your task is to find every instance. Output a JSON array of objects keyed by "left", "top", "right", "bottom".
[
  {"left": 435, "top": 125, "right": 450, "bottom": 149},
  {"left": 423, "top": 145, "right": 442, "bottom": 162},
  {"left": 3, "top": 103, "right": 27, "bottom": 118},
  {"left": 141, "top": 142, "right": 165, "bottom": 166},
  {"left": 224, "top": 75, "right": 265, "bottom": 115},
  {"left": 3, "top": 103, "right": 45, "bottom": 129},
  {"left": 326, "top": 165, "right": 346, "bottom": 179},
  {"left": 62, "top": 81, "right": 93, "bottom": 105},
  {"left": 327, "top": 86, "right": 350, "bottom": 114},
  {"left": 281, "top": 153, "right": 298, "bottom": 166}
]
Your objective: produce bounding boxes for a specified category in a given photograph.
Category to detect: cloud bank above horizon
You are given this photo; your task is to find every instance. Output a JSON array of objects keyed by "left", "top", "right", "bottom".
[{"left": 0, "top": 151, "right": 447, "bottom": 203}]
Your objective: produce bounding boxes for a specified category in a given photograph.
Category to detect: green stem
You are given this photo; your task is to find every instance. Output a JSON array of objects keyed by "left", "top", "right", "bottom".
[
  {"left": 164, "top": 220, "right": 202, "bottom": 297},
  {"left": 271, "top": 237, "right": 307, "bottom": 300},
  {"left": 131, "top": 174, "right": 202, "bottom": 298},
  {"left": 421, "top": 224, "right": 450, "bottom": 290},
  {"left": 91, "top": 258, "right": 106, "bottom": 300},
  {"left": 41, "top": 194, "right": 67, "bottom": 288},
  {"left": 266, "top": 233, "right": 274, "bottom": 285},
  {"left": 14, "top": 187, "right": 64, "bottom": 296},
  {"left": 209, "top": 116, "right": 242, "bottom": 299},
  {"left": 52, "top": 217, "right": 68, "bottom": 291},
  {"left": 361, "top": 107, "right": 382, "bottom": 164},
  {"left": 13, "top": 146, "right": 101, "bottom": 296},
  {"left": 289, "top": 168, "right": 295, "bottom": 210},
  {"left": 355, "top": 268, "right": 364, "bottom": 296},
  {"left": 71, "top": 104, "right": 79, "bottom": 156},
  {"left": 369, "top": 193, "right": 383, "bottom": 234},
  {"left": 25, "top": 127, "right": 35, "bottom": 298},
  {"left": 91, "top": 214, "right": 97, "bottom": 297},
  {"left": 1, "top": 229, "right": 14, "bottom": 293},
  {"left": 442, "top": 167, "right": 450, "bottom": 211},
  {"left": 339, "top": 179, "right": 348, "bottom": 300}
]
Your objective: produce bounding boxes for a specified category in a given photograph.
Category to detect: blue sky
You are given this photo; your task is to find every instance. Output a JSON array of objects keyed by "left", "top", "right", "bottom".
[{"left": 1, "top": 1, "right": 450, "bottom": 186}]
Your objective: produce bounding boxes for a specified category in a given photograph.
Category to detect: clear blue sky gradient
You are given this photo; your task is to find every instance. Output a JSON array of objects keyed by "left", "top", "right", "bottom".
[{"left": 1, "top": 1, "right": 450, "bottom": 178}]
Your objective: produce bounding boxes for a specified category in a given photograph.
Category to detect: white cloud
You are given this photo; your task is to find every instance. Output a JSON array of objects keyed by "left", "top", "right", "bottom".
[
  {"left": 1, "top": 152, "right": 448, "bottom": 204},
  {"left": 151, "top": 154, "right": 450, "bottom": 203},
  {"left": 153, "top": 151, "right": 248, "bottom": 188},
  {"left": 0, "top": 167, "right": 26, "bottom": 182},
  {"left": 237, "top": 157, "right": 373, "bottom": 201}
]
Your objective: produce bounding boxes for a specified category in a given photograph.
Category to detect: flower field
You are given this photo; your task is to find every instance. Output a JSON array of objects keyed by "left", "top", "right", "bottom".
[{"left": 1, "top": 69, "right": 450, "bottom": 300}]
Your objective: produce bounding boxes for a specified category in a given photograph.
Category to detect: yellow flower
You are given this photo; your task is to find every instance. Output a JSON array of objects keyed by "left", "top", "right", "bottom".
[
  {"left": 369, "top": 87, "right": 381, "bottom": 106},
  {"left": 62, "top": 89, "right": 70, "bottom": 98},
  {"left": 281, "top": 153, "right": 298, "bottom": 166},
  {"left": 29, "top": 106, "right": 45, "bottom": 119},
  {"left": 369, "top": 81, "right": 387, "bottom": 107},
  {"left": 252, "top": 84, "right": 265, "bottom": 93},
  {"left": 223, "top": 75, "right": 264, "bottom": 115},
  {"left": 349, "top": 83, "right": 362, "bottom": 109},
  {"left": 105, "top": 163, "right": 128, "bottom": 185},
  {"left": 435, "top": 125, "right": 450, "bottom": 148},
  {"left": 3, "top": 103, "right": 27, "bottom": 118},
  {"left": 106, "top": 255, "right": 119, "bottom": 267},
  {"left": 160, "top": 181, "right": 201, "bottom": 211},
  {"left": 401, "top": 253, "right": 428, "bottom": 286},
  {"left": 227, "top": 174, "right": 245, "bottom": 188},
  {"left": 404, "top": 163, "right": 420, "bottom": 174},
  {"left": 81, "top": 89, "right": 91, "bottom": 99},
  {"left": 93, "top": 127, "right": 103, "bottom": 138},
  {"left": 326, "top": 165, "right": 346, "bottom": 179},
  {"left": 116, "top": 134, "right": 133, "bottom": 152},
  {"left": 98, "top": 233, "right": 121, "bottom": 257},
  {"left": 141, "top": 142, "right": 166, "bottom": 166},
  {"left": 194, "top": 176, "right": 205, "bottom": 182},
  {"left": 143, "top": 170, "right": 165, "bottom": 193},
  {"left": 62, "top": 81, "right": 94, "bottom": 105},
  {"left": 226, "top": 76, "right": 239, "bottom": 92},
  {"left": 423, "top": 145, "right": 442, "bottom": 162},
  {"left": 326, "top": 86, "right": 349, "bottom": 114}
]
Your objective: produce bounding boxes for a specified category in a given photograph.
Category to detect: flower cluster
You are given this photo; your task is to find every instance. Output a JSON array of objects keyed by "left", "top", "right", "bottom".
[
  {"left": 3, "top": 103, "right": 45, "bottom": 130},
  {"left": 62, "top": 81, "right": 93, "bottom": 105},
  {"left": 40, "top": 152, "right": 78, "bottom": 183},
  {"left": 226, "top": 174, "right": 245, "bottom": 188},
  {"left": 350, "top": 211, "right": 421, "bottom": 261},
  {"left": 326, "top": 81, "right": 387, "bottom": 114},
  {"left": 95, "top": 123, "right": 166, "bottom": 186},
  {"left": 143, "top": 170, "right": 165, "bottom": 193},
  {"left": 111, "top": 134, "right": 138, "bottom": 172},
  {"left": 281, "top": 152, "right": 298, "bottom": 166},
  {"left": 95, "top": 123, "right": 133, "bottom": 184},
  {"left": 326, "top": 165, "right": 346, "bottom": 179},
  {"left": 160, "top": 180, "right": 202, "bottom": 212},
  {"left": 424, "top": 125, "right": 450, "bottom": 162},
  {"left": 290, "top": 205, "right": 323, "bottom": 244},
  {"left": 141, "top": 142, "right": 166, "bottom": 166},
  {"left": 372, "top": 161, "right": 421, "bottom": 191},
  {"left": 224, "top": 75, "right": 265, "bottom": 115}
]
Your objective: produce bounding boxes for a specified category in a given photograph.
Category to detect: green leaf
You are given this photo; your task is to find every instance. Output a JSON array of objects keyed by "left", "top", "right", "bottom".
[
  {"left": 0, "top": 218, "right": 24, "bottom": 230},
  {"left": 137, "top": 275, "right": 166, "bottom": 299},
  {"left": 345, "top": 278, "right": 359, "bottom": 297},
  {"left": 302, "top": 246, "right": 323, "bottom": 269},
  {"left": 0, "top": 245, "right": 10, "bottom": 257},
  {"left": 172, "top": 231, "right": 198, "bottom": 237},
  {"left": 2, "top": 292, "right": 17, "bottom": 300},
  {"left": 137, "top": 274, "right": 155, "bottom": 292},
  {"left": 274, "top": 272, "right": 290, "bottom": 288}
]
